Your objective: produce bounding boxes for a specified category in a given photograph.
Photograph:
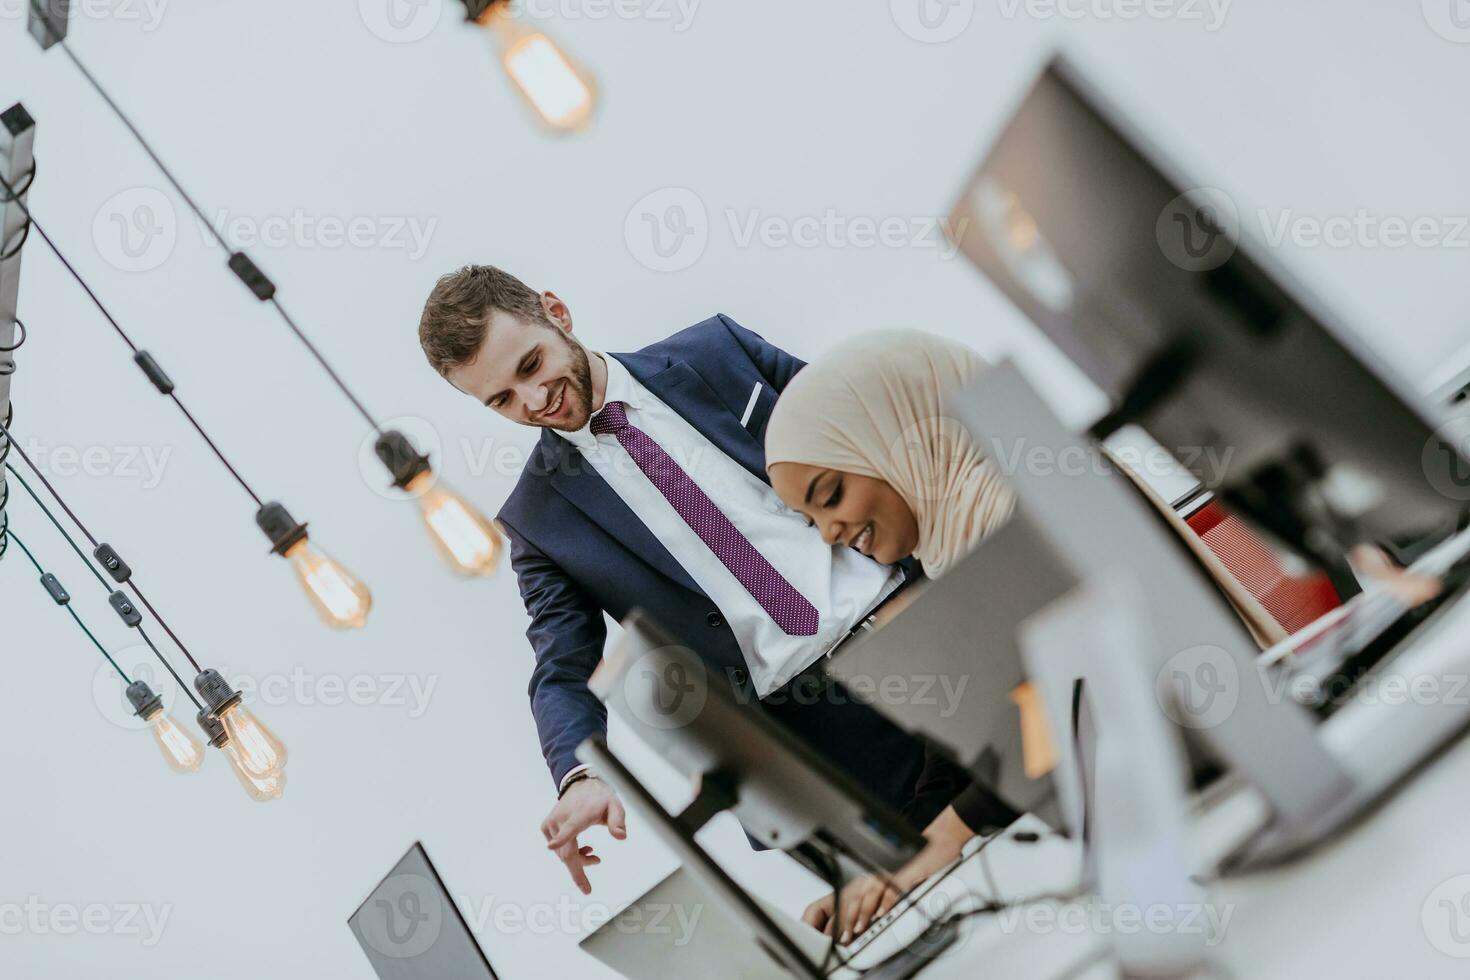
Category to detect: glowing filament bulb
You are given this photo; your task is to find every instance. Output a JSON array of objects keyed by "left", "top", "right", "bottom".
[
  {"left": 225, "top": 741, "right": 286, "bottom": 802},
  {"left": 481, "top": 7, "right": 597, "bottom": 132},
  {"left": 144, "top": 709, "right": 204, "bottom": 774},
  {"left": 284, "top": 539, "right": 372, "bottom": 629},
  {"left": 406, "top": 472, "right": 502, "bottom": 576},
  {"left": 218, "top": 702, "right": 288, "bottom": 778}
]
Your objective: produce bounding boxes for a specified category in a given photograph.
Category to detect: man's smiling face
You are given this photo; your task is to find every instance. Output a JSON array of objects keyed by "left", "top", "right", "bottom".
[{"left": 447, "top": 302, "right": 597, "bottom": 432}]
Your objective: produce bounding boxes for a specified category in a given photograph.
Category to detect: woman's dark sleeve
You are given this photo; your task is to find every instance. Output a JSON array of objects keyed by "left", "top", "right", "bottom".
[
  {"left": 951, "top": 780, "right": 1021, "bottom": 836},
  {"left": 906, "top": 741, "right": 1021, "bottom": 836}
]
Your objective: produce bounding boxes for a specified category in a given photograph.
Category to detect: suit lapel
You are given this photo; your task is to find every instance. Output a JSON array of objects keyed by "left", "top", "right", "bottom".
[
  {"left": 621, "top": 356, "right": 768, "bottom": 483},
  {"left": 541, "top": 351, "right": 771, "bottom": 598},
  {"left": 539, "top": 430, "right": 704, "bottom": 596}
]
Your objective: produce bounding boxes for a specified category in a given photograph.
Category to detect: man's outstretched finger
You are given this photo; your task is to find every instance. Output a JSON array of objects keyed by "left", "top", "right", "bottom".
[{"left": 557, "top": 841, "right": 593, "bottom": 895}]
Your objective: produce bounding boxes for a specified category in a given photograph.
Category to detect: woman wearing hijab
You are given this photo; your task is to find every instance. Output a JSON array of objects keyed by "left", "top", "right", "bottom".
[
  {"left": 765, "top": 331, "right": 1026, "bottom": 940},
  {"left": 765, "top": 328, "right": 1299, "bottom": 940},
  {"left": 766, "top": 329, "right": 1015, "bottom": 578}
]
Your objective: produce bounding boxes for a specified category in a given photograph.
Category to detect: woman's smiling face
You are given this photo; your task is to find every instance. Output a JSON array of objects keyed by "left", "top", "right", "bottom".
[{"left": 769, "top": 462, "right": 920, "bottom": 566}]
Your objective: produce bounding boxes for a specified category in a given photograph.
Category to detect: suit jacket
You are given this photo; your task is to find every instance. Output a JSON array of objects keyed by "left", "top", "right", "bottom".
[{"left": 498, "top": 315, "right": 935, "bottom": 819}]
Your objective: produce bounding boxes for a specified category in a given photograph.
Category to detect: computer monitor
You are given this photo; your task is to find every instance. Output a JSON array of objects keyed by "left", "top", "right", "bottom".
[
  {"left": 587, "top": 610, "right": 926, "bottom": 877},
  {"left": 823, "top": 512, "right": 1077, "bottom": 828},
  {"left": 947, "top": 55, "right": 1469, "bottom": 578}
]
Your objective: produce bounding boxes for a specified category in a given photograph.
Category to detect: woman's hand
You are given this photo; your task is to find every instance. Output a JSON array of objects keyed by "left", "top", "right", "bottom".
[
  {"left": 800, "top": 804, "right": 979, "bottom": 944},
  {"left": 802, "top": 875, "right": 904, "bottom": 943},
  {"left": 1350, "top": 545, "right": 1443, "bottom": 607}
]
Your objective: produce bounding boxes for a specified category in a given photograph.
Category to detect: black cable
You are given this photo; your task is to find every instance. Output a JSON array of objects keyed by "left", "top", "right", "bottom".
[
  {"left": 31, "top": 9, "right": 384, "bottom": 435},
  {"left": 0, "top": 156, "right": 37, "bottom": 202},
  {"left": 3, "top": 526, "right": 132, "bottom": 685},
  {"left": 0, "top": 169, "right": 138, "bottom": 353},
  {"left": 0, "top": 418, "right": 102, "bottom": 546},
  {"left": 5, "top": 516, "right": 205, "bottom": 711},
  {"left": 0, "top": 317, "right": 26, "bottom": 352},
  {"left": 162, "top": 393, "right": 262, "bottom": 507},
  {"left": 5, "top": 462, "right": 109, "bottom": 589},
  {"left": 136, "top": 625, "right": 204, "bottom": 712},
  {"left": 0, "top": 169, "right": 265, "bottom": 507},
  {"left": 0, "top": 416, "right": 205, "bottom": 673},
  {"left": 125, "top": 582, "right": 203, "bottom": 674},
  {"left": 0, "top": 403, "right": 12, "bottom": 562},
  {"left": 812, "top": 841, "right": 850, "bottom": 975},
  {"left": 268, "top": 296, "right": 382, "bottom": 432}
]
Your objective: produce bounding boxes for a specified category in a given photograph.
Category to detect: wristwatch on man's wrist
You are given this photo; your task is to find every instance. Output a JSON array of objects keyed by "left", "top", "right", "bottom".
[{"left": 559, "top": 770, "right": 598, "bottom": 799}]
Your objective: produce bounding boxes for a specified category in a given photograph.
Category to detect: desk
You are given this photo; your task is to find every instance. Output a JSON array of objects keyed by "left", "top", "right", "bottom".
[{"left": 880, "top": 730, "right": 1470, "bottom": 979}]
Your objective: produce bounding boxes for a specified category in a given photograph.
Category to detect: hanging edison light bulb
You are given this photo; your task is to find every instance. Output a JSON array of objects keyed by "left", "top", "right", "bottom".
[
  {"left": 376, "top": 431, "right": 503, "bottom": 577},
  {"left": 194, "top": 669, "right": 288, "bottom": 778},
  {"left": 465, "top": 0, "right": 597, "bottom": 133},
  {"left": 197, "top": 712, "right": 286, "bottom": 803},
  {"left": 225, "top": 742, "right": 287, "bottom": 802},
  {"left": 127, "top": 681, "right": 204, "bottom": 774},
  {"left": 256, "top": 502, "right": 372, "bottom": 629}
]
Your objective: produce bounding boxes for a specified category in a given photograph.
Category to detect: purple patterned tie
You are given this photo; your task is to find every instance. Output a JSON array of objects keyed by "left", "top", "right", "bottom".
[{"left": 591, "top": 401, "right": 819, "bottom": 636}]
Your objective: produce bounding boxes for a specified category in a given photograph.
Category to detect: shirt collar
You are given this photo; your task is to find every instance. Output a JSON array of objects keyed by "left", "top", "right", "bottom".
[{"left": 554, "top": 353, "right": 642, "bottom": 451}]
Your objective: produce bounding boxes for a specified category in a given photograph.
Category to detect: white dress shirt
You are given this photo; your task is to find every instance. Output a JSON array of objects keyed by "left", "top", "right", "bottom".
[{"left": 557, "top": 353, "right": 903, "bottom": 697}]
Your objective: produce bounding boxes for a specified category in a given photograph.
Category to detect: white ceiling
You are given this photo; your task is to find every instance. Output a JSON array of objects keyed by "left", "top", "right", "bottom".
[{"left": 1, "top": 1, "right": 1467, "bottom": 977}]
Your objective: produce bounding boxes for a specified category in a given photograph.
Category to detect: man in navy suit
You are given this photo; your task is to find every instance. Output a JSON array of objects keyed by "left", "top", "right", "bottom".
[{"left": 418, "top": 265, "right": 968, "bottom": 894}]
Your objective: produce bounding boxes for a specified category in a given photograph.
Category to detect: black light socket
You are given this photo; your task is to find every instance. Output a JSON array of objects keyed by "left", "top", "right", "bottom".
[
  {"left": 460, "top": 0, "right": 504, "bottom": 22},
  {"left": 194, "top": 668, "right": 242, "bottom": 716},
  {"left": 195, "top": 710, "right": 228, "bottom": 748},
  {"left": 255, "top": 502, "right": 309, "bottom": 556},
  {"left": 374, "top": 430, "right": 432, "bottom": 491},
  {"left": 126, "top": 680, "right": 163, "bottom": 719}
]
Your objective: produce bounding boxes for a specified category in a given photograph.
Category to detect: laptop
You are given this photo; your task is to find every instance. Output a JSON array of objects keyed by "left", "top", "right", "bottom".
[{"left": 348, "top": 843, "right": 502, "bottom": 980}]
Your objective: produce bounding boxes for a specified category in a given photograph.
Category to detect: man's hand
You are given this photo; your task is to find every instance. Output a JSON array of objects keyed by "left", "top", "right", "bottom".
[
  {"left": 802, "top": 875, "right": 903, "bottom": 944},
  {"left": 541, "top": 776, "right": 627, "bottom": 895}
]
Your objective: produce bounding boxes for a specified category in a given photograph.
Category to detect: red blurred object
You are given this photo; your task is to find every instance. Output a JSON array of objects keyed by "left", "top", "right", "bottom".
[{"left": 1185, "top": 501, "right": 1343, "bottom": 634}]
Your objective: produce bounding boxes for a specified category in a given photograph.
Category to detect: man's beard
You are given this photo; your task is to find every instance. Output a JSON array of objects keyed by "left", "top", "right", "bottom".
[{"left": 538, "top": 332, "right": 595, "bottom": 432}]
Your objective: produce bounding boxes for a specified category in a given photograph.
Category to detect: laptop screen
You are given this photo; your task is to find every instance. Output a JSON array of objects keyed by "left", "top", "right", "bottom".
[{"left": 348, "top": 843, "right": 501, "bottom": 980}]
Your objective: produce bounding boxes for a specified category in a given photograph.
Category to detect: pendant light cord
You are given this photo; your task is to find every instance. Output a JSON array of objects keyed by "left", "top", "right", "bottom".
[
  {"left": 0, "top": 414, "right": 206, "bottom": 678},
  {"left": 0, "top": 168, "right": 266, "bottom": 508},
  {"left": 33, "top": 6, "right": 384, "bottom": 436}
]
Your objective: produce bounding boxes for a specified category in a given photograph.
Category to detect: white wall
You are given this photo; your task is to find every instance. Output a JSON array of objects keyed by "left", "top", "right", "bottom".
[{"left": 0, "top": 2, "right": 1465, "bottom": 977}]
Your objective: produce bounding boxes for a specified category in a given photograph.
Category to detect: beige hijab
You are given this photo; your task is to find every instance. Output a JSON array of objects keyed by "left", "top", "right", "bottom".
[
  {"left": 765, "top": 330, "right": 1015, "bottom": 578},
  {"left": 765, "top": 330, "right": 1289, "bottom": 650}
]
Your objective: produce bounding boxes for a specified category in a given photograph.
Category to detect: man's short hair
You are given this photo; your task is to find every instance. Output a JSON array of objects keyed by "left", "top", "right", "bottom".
[{"left": 418, "top": 265, "right": 547, "bottom": 377}]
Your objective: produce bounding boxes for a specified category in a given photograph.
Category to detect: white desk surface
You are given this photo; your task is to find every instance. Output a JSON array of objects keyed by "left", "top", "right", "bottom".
[{"left": 906, "top": 729, "right": 1470, "bottom": 979}]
